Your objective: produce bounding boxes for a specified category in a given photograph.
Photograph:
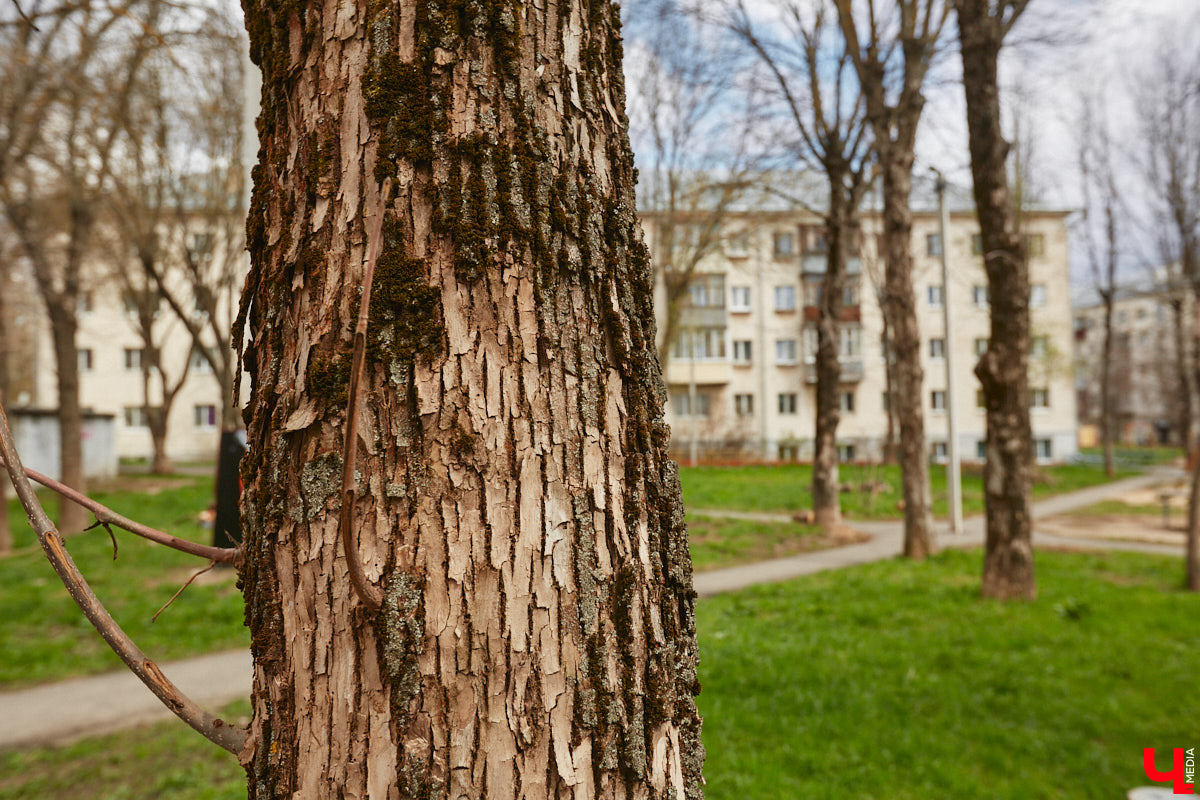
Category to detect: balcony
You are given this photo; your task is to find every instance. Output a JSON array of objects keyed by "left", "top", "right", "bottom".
[
  {"left": 803, "top": 306, "right": 862, "bottom": 323},
  {"left": 802, "top": 253, "right": 863, "bottom": 275},
  {"left": 805, "top": 359, "right": 864, "bottom": 384},
  {"left": 666, "top": 359, "right": 732, "bottom": 386},
  {"left": 678, "top": 306, "right": 727, "bottom": 328}
]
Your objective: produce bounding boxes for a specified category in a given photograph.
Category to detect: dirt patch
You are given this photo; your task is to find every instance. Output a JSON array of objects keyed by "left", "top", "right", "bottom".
[
  {"left": 1038, "top": 513, "right": 1185, "bottom": 546},
  {"left": 1115, "top": 483, "right": 1189, "bottom": 509}
]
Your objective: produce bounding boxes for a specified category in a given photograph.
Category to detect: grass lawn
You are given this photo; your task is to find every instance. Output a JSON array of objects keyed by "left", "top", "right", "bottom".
[
  {"left": 1078, "top": 445, "right": 1183, "bottom": 466},
  {"left": 687, "top": 516, "right": 841, "bottom": 572},
  {"left": 0, "top": 701, "right": 249, "bottom": 800},
  {"left": 1067, "top": 498, "right": 1166, "bottom": 517},
  {"left": 680, "top": 462, "right": 1140, "bottom": 519},
  {"left": 1, "top": 550, "right": 1195, "bottom": 798},
  {"left": 700, "top": 549, "right": 1199, "bottom": 799},
  {"left": 1, "top": 475, "right": 249, "bottom": 688}
]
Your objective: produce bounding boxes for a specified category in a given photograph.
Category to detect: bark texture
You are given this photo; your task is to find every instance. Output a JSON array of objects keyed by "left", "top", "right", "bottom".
[
  {"left": 812, "top": 185, "right": 851, "bottom": 528},
  {"left": 957, "top": 1, "right": 1035, "bottom": 600},
  {"left": 238, "top": 1, "right": 704, "bottom": 797}
]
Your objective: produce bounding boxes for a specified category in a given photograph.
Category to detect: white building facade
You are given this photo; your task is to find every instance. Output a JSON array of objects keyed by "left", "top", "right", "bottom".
[{"left": 648, "top": 198, "right": 1078, "bottom": 464}]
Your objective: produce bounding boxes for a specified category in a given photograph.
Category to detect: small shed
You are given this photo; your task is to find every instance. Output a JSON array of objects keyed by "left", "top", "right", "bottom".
[{"left": 8, "top": 409, "right": 118, "bottom": 481}]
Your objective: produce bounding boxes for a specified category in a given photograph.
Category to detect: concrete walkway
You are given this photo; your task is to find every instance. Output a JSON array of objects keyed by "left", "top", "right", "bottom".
[{"left": 0, "top": 467, "right": 1186, "bottom": 750}]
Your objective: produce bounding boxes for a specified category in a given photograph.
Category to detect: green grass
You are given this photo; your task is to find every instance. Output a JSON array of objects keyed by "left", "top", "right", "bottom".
[
  {"left": 680, "top": 462, "right": 1139, "bottom": 520},
  {"left": 1079, "top": 445, "right": 1183, "bottom": 466},
  {"left": 687, "top": 516, "right": 828, "bottom": 572},
  {"left": 1, "top": 476, "right": 248, "bottom": 689},
  {"left": 0, "top": 702, "right": 248, "bottom": 800},
  {"left": 2, "top": 551, "right": 1195, "bottom": 799},
  {"left": 699, "top": 548, "right": 1199, "bottom": 799}
]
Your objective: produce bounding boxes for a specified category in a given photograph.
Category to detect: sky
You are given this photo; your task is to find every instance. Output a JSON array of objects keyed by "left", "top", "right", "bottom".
[{"left": 621, "top": 0, "right": 1200, "bottom": 301}]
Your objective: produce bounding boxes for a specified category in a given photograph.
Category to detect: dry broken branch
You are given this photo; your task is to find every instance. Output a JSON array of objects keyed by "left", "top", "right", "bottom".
[
  {"left": 0, "top": 401, "right": 247, "bottom": 754},
  {"left": 337, "top": 177, "right": 393, "bottom": 611},
  {"left": 0, "top": 457, "right": 239, "bottom": 564}
]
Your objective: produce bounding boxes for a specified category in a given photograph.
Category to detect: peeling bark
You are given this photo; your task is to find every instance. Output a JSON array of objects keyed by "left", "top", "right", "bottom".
[{"left": 238, "top": 1, "right": 704, "bottom": 796}]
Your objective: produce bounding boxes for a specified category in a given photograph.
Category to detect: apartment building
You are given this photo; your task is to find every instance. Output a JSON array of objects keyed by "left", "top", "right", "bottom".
[
  {"left": 1073, "top": 283, "right": 1191, "bottom": 446},
  {"left": 646, "top": 184, "right": 1078, "bottom": 463}
]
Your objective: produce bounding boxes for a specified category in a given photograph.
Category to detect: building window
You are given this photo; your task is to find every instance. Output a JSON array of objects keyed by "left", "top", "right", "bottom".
[
  {"left": 972, "top": 285, "right": 989, "bottom": 307},
  {"left": 977, "top": 440, "right": 987, "bottom": 460},
  {"left": 1026, "top": 233, "right": 1046, "bottom": 256},
  {"left": 803, "top": 327, "right": 819, "bottom": 362},
  {"left": 77, "top": 348, "right": 94, "bottom": 372},
  {"left": 124, "top": 406, "right": 148, "bottom": 428},
  {"left": 931, "top": 390, "right": 946, "bottom": 411},
  {"left": 776, "top": 339, "right": 798, "bottom": 365},
  {"left": 779, "top": 442, "right": 800, "bottom": 462},
  {"left": 687, "top": 274, "right": 725, "bottom": 309},
  {"left": 926, "top": 233, "right": 943, "bottom": 257},
  {"left": 725, "top": 232, "right": 750, "bottom": 258},
  {"left": 839, "top": 391, "right": 855, "bottom": 413},
  {"left": 839, "top": 326, "right": 862, "bottom": 358},
  {"left": 974, "top": 338, "right": 988, "bottom": 356},
  {"left": 976, "top": 388, "right": 986, "bottom": 408},
  {"left": 931, "top": 441, "right": 948, "bottom": 461},
  {"left": 1031, "top": 336, "right": 1048, "bottom": 357},
  {"left": 671, "top": 391, "right": 711, "bottom": 417},
  {"left": 1030, "top": 284, "right": 1047, "bottom": 308},
  {"left": 729, "top": 286, "right": 751, "bottom": 312},
  {"left": 124, "top": 348, "right": 144, "bottom": 370},
  {"left": 837, "top": 443, "right": 856, "bottom": 462},
  {"left": 732, "top": 340, "right": 752, "bottom": 364},
  {"left": 1035, "top": 438, "right": 1053, "bottom": 460},
  {"left": 671, "top": 328, "right": 726, "bottom": 360},
  {"left": 774, "top": 285, "right": 796, "bottom": 311},
  {"left": 78, "top": 291, "right": 94, "bottom": 313},
  {"left": 971, "top": 233, "right": 984, "bottom": 255},
  {"left": 927, "top": 285, "right": 944, "bottom": 307},
  {"left": 734, "top": 394, "right": 754, "bottom": 417},
  {"left": 191, "top": 346, "right": 214, "bottom": 373},
  {"left": 773, "top": 232, "right": 795, "bottom": 258},
  {"left": 778, "top": 393, "right": 798, "bottom": 414},
  {"left": 1117, "top": 310, "right": 1128, "bottom": 325},
  {"left": 842, "top": 283, "right": 859, "bottom": 306},
  {"left": 1031, "top": 388, "right": 1050, "bottom": 409},
  {"left": 882, "top": 391, "right": 890, "bottom": 411},
  {"left": 194, "top": 404, "right": 217, "bottom": 429},
  {"left": 929, "top": 338, "right": 946, "bottom": 359}
]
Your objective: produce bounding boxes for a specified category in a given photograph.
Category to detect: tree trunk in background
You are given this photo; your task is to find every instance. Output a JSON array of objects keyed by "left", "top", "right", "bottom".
[
  {"left": 880, "top": 156, "right": 933, "bottom": 558},
  {"left": 0, "top": 297, "right": 10, "bottom": 553},
  {"left": 1100, "top": 293, "right": 1115, "bottom": 478},
  {"left": 1170, "top": 298, "right": 1194, "bottom": 447},
  {"left": 958, "top": 2, "right": 1036, "bottom": 600},
  {"left": 812, "top": 181, "right": 850, "bottom": 528},
  {"left": 238, "top": 1, "right": 704, "bottom": 797},
  {"left": 48, "top": 311, "right": 87, "bottom": 534}
]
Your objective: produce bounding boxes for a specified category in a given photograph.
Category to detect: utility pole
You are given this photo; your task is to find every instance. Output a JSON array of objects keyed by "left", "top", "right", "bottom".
[{"left": 934, "top": 170, "right": 963, "bottom": 535}]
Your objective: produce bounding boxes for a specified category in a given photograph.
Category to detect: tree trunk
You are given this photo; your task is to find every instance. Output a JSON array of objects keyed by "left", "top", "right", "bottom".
[
  {"left": 1100, "top": 293, "right": 1115, "bottom": 477},
  {"left": 1170, "top": 298, "right": 1194, "bottom": 447},
  {"left": 0, "top": 305, "right": 10, "bottom": 554},
  {"left": 237, "top": 2, "right": 704, "bottom": 797},
  {"left": 879, "top": 156, "right": 933, "bottom": 558},
  {"left": 49, "top": 313, "right": 87, "bottom": 534},
  {"left": 958, "top": 5, "right": 1036, "bottom": 601},
  {"left": 812, "top": 180, "right": 849, "bottom": 529}
]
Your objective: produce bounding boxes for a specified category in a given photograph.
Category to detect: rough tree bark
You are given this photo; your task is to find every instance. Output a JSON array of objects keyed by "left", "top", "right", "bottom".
[
  {"left": 812, "top": 187, "right": 849, "bottom": 528},
  {"left": 238, "top": 1, "right": 704, "bottom": 797},
  {"left": 957, "top": 0, "right": 1036, "bottom": 600}
]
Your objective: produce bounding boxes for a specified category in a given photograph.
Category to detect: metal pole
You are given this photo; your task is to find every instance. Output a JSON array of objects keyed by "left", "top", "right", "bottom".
[
  {"left": 688, "top": 326, "right": 698, "bottom": 467},
  {"left": 935, "top": 171, "right": 963, "bottom": 535}
]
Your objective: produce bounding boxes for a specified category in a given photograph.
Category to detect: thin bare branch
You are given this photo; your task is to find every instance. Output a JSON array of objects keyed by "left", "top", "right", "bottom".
[
  {"left": 152, "top": 560, "right": 216, "bottom": 622},
  {"left": 0, "top": 400, "right": 247, "bottom": 754},
  {"left": 84, "top": 518, "right": 118, "bottom": 560},
  {"left": 338, "top": 177, "right": 394, "bottom": 611},
  {"left": 0, "top": 456, "right": 239, "bottom": 564}
]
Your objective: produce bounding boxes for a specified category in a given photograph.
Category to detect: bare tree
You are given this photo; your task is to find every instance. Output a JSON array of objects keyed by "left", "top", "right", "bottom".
[
  {"left": 728, "top": 0, "right": 872, "bottom": 527},
  {"left": 627, "top": 0, "right": 758, "bottom": 370},
  {"left": 1135, "top": 26, "right": 1200, "bottom": 590},
  {"left": 833, "top": 0, "right": 950, "bottom": 558},
  {"left": 955, "top": 0, "right": 1036, "bottom": 600},
  {"left": 1076, "top": 89, "right": 1121, "bottom": 478},
  {"left": 0, "top": 0, "right": 169, "bottom": 532}
]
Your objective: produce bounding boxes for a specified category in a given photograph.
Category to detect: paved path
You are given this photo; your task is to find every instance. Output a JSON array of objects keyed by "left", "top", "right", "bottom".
[{"left": 0, "top": 468, "right": 1185, "bottom": 750}]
